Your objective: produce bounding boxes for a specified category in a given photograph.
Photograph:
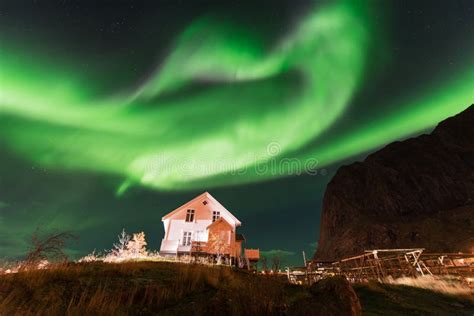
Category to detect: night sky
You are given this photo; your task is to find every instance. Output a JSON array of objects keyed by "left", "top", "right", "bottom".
[{"left": 1, "top": 0, "right": 473, "bottom": 265}]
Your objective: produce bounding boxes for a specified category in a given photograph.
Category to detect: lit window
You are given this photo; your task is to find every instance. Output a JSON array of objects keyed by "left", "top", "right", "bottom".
[
  {"left": 182, "top": 231, "right": 192, "bottom": 246},
  {"left": 212, "top": 211, "right": 220, "bottom": 222},
  {"left": 185, "top": 209, "right": 195, "bottom": 222}
]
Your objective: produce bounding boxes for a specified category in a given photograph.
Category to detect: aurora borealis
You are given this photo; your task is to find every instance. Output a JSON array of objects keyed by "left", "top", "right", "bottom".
[
  {"left": 1, "top": 0, "right": 473, "bottom": 264},
  {"left": 1, "top": 1, "right": 374, "bottom": 191}
]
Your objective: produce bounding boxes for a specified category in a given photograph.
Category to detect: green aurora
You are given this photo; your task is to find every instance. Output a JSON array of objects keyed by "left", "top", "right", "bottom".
[{"left": 0, "top": 0, "right": 473, "bottom": 194}]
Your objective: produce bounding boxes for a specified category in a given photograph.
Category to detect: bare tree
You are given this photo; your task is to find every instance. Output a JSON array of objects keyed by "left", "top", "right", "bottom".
[
  {"left": 271, "top": 254, "right": 281, "bottom": 273},
  {"left": 261, "top": 256, "right": 268, "bottom": 273},
  {"left": 112, "top": 228, "right": 131, "bottom": 258},
  {"left": 23, "top": 229, "right": 76, "bottom": 269},
  {"left": 126, "top": 232, "right": 147, "bottom": 258},
  {"left": 207, "top": 231, "right": 230, "bottom": 264}
]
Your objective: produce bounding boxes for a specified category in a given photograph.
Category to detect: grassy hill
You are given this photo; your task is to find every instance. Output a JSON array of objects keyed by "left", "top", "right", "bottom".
[{"left": 0, "top": 261, "right": 473, "bottom": 315}]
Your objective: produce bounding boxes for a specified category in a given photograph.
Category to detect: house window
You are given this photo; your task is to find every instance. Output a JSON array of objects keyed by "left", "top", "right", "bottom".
[
  {"left": 212, "top": 211, "right": 220, "bottom": 222},
  {"left": 202, "top": 200, "right": 208, "bottom": 205},
  {"left": 185, "top": 209, "right": 195, "bottom": 222},
  {"left": 182, "top": 231, "right": 192, "bottom": 246}
]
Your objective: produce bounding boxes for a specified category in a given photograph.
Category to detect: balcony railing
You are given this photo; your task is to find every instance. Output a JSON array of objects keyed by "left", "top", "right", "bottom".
[{"left": 160, "top": 239, "right": 179, "bottom": 253}]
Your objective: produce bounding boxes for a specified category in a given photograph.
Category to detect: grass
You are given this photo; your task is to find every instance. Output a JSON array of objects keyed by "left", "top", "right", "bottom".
[
  {"left": 0, "top": 261, "right": 473, "bottom": 315},
  {"left": 354, "top": 282, "right": 474, "bottom": 316},
  {"left": 0, "top": 262, "right": 294, "bottom": 315}
]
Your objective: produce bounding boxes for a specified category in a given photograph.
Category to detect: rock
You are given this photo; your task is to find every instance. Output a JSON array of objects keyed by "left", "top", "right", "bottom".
[{"left": 315, "top": 105, "right": 474, "bottom": 261}]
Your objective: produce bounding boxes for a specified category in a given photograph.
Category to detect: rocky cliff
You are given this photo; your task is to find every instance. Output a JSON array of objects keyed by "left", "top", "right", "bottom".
[{"left": 315, "top": 105, "right": 474, "bottom": 261}]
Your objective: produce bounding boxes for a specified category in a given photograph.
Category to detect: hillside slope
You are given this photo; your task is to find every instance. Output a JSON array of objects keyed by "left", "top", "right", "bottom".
[
  {"left": 1, "top": 262, "right": 473, "bottom": 315},
  {"left": 315, "top": 105, "right": 474, "bottom": 261}
]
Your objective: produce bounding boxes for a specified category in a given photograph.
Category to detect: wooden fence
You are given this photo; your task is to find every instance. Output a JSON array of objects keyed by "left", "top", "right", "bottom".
[{"left": 286, "top": 248, "right": 474, "bottom": 286}]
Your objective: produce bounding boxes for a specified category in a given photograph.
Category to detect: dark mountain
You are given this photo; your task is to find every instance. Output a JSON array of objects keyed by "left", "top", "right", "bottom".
[{"left": 315, "top": 105, "right": 474, "bottom": 261}]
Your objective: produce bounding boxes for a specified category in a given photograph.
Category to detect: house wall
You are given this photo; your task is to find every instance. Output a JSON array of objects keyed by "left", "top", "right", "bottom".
[
  {"left": 234, "top": 240, "right": 243, "bottom": 258},
  {"left": 205, "top": 219, "right": 235, "bottom": 256},
  {"left": 160, "top": 219, "right": 212, "bottom": 253},
  {"left": 168, "top": 219, "right": 212, "bottom": 243}
]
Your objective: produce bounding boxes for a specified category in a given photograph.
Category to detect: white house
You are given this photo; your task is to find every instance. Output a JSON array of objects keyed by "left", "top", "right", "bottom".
[{"left": 159, "top": 192, "right": 245, "bottom": 260}]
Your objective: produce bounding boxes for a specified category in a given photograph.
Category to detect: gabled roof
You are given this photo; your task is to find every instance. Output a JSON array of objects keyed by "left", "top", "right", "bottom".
[
  {"left": 236, "top": 233, "right": 246, "bottom": 241},
  {"left": 206, "top": 217, "right": 232, "bottom": 230},
  {"left": 162, "top": 192, "right": 241, "bottom": 226}
]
